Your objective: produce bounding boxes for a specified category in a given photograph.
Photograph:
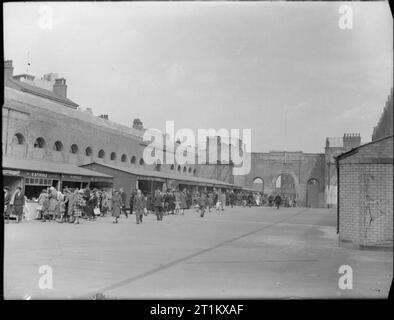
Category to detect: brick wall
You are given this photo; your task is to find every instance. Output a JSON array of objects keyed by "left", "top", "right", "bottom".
[{"left": 338, "top": 136, "right": 393, "bottom": 248}]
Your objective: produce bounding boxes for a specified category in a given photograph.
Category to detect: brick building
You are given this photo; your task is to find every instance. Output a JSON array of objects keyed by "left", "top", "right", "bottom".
[{"left": 337, "top": 89, "right": 393, "bottom": 249}]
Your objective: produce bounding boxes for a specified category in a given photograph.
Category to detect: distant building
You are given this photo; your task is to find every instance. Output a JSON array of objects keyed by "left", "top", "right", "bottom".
[{"left": 372, "top": 88, "right": 393, "bottom": 141}]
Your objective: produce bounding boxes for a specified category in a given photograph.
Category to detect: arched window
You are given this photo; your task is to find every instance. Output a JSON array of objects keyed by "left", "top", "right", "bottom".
[
  {"left": 275, "top": 174, "right": 295, "bottom": 189},
  {"left": 188, "top": 167, "right": 192, "bottom": 173},
  {"left": 110, "top": 152, "right": 117, "bottom": 160},
  {"left": 193, "top": 169, "right": 197, "bottom": 176},
  {"left": 307, "top": 178, "right": 319, "bottom": 185},
  {"left": 13, "top": 133, "right": 25, "bottom": 145},
  {"left": 139, "top": 158, "right": 145, "bottom": 165},
  {"left": 131, "top": 156, "right": 137, "bottom": 164},
  {"left": 85, "top": 147, "right": 93, "bottom": 156},
  {"left": 177, "top": 165, "right": 181, "bottom": 172},
  {"left": 34, "top": 137, "right": 45, "bottom": 148},
  {"left": 53, "top": 140, "right": 63, "bottom": 151},
  {"left": 252, "top": 177, "right": 264, "bottom": 191},
  {"left": 70, "top": 144, "right": 79, "bottom": 154},
  {"left": 183, "top": 166, "right": 187, "bottom": 173},
  {"left": 121, "top": 154, "right": 127, "bottom": 162},
  {"left": 98, "top": 149, "right": 105, "bottom": 158},
  {"left": 170, "top": 164, "right": 175, "bottom": 170}
]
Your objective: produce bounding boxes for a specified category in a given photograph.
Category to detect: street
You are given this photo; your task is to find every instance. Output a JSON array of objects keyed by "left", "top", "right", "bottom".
[{"left": 4, "top": 206, "right": 392, "bottom": 299}]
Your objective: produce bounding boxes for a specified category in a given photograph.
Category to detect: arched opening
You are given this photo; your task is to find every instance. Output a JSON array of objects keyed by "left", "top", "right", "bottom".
[
  {"left": 131, "top": 156, "right": 136, "bottom": 164},
  {"left": 34, "top": 137, "right": 45, "bottom": 148},
  {"left": 70, "top": 144, "right": 79, "bottom": 154},
  {"left": 177, "top": 165, "right": 181, "bottom": 172},
  {"left": 188, "top": 167, "right": 192, "bottom": 174},
  {"left": 306, "top": 178, "right": 320, "bottom": 208},
  {"left": 85, "top": 147, "right": 93, "bottom": 156},
  {"left": 170, "top": 164, "right": 175, "bottom": 170},
  {"left": 252, "top": 177, "right": 264, "bottom": 192},
  {"left": 110, "top": 152, "right": 117, "bottom": 160},
  {"left": 53, "top": 140, "right": 63, "bottom": 151},
  {"left": 13, "top": 133, "right": 25, "bottom": 145},
  {"left": 274, "top": 173, "right": 296, "bottom": 202},
  {"left": 98, "top": 149, "right": 105, "bottom": 158},
  {"left": 121, "top": 154, "right": 127, "bottom": 162},
  {"left": 183, "top": 166, "right": 187, "bottom": 173},
  {"left": 193, "top": 169, "right": 197, "bottom": 176},
  {"left": 139, "top": 158, "right": 145, "bottom": 165}
]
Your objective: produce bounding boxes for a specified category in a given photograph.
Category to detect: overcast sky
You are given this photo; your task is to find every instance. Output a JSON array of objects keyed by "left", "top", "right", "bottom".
[{"left": 4, "top": 1, "right": 393, "bottom": 153}]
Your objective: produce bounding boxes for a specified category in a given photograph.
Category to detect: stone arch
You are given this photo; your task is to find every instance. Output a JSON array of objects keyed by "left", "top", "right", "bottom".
[
  {"left": 252, "top": 177, "right": 264, "bottom": 192},
  {"left": 139, "top": 158, "right": 145, "bottom": 165},
  {"left": 121, "top": 154, "right": 127, "bottom": 162},
  {"left": 110, "top": 152, "right": 117, "bottom": 160},
  {"left": 130, "top": 156, "right": 137, "bottom": 164},
  {"left": 272, "top": 172, "right": 298, "bottom": 201},
  {"left": 306, "top": 178, "right": 320, "bottom": 208}
]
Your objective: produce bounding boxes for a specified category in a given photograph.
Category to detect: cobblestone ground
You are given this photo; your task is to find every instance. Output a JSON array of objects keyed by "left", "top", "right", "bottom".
[{"left": 4, "top": 206, "right": 393, "bottom": 299}]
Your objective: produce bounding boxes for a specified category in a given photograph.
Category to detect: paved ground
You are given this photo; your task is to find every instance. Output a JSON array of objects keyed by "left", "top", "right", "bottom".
[{"left": 4, "top": 206, "right": 393, "bottom": 299}]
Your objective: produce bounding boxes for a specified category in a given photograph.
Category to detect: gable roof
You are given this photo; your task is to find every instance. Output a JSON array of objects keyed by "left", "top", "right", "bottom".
[
  {"left": 5, "top": 77, "right": 79, "bottom": 109},
  {"left": 336, "top": 135, "right": 394, "bottom": 162}
]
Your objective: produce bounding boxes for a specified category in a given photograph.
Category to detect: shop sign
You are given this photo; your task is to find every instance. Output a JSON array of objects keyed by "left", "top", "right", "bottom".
[{"left": 24, "top": 171, "right": 59, "bottom": 179}]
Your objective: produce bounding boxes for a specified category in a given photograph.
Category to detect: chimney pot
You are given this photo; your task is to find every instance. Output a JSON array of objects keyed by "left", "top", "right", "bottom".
[
  {"left": 4, "top": 60, "right": 14, "bottom": 79},
  {"left": 53, "top": 77, "right": 67, "bottom": 98}
]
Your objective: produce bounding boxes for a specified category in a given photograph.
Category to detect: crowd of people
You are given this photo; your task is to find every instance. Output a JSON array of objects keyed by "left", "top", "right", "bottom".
[{"left": 3, "top": 185, "right": 297, "bottom": 224}]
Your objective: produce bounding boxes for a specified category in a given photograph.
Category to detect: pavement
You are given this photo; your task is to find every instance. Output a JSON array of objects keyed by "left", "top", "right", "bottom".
[{"left": 3, "top": 206, "right": 393, "bottom": 299}]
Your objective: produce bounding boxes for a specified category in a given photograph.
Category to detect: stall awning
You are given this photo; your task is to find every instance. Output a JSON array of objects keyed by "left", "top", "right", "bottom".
[
  {"left": 3, "top": 157, "right": 113, "bottom": 181},
  {"left": 80, "top": 162, "right": 237, "bottom": 188}
]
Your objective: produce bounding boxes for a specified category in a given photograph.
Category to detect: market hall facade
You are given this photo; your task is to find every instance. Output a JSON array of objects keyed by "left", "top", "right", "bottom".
[{"left": 2, "top": 59, "right": 365, "bottom": 209}]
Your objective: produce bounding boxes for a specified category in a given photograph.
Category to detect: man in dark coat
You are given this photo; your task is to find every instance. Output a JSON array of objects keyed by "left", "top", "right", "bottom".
[
  {"left": 129, "top": 189, "right": 136, "bottom": 215},
  {"left": 119, "top": 188, "right": 128, "bottom": 218},
  {"left": 4, "top": 186, "right": 12, "bottom": 223},
  {"left": 199, "top": 191, "right": 208, "bottom": 217},
  {"left": 12, "top": 186, "right": 25, "bottom": 223},
  {"left": 274, "top": 193, "right": 282, "bottom": 210},
  {"left": 153, "top": 189, "right": 164, "bottom": 221}
]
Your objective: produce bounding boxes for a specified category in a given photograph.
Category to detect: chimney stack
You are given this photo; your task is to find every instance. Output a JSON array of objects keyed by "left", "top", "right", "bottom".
[
  {"left": 132, "top": 118, "right": 143, "bottom": 130},
  {"left": 53, "top": 78, "right": 67, "bottom": 98},
  {"left": 4, "top": 60, "right": 14, "bottom": 80}
]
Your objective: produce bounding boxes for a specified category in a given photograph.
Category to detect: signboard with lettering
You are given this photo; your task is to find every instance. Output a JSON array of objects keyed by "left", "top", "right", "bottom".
[{"left": 23, "top": 171, "right": 59, "bottom": 179}]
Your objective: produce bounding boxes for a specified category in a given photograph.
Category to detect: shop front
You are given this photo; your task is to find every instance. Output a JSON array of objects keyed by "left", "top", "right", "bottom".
[{"left": 3, "top": 157, "right": 113, "bottom": 220}]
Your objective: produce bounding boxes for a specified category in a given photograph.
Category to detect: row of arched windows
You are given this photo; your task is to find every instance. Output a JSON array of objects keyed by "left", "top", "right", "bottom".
[
  {"left": 12, "top": 133, "right": 197, "bottom": 175},
  {"left": 170, "top": 164, "right": 197, "bottom": 176}
]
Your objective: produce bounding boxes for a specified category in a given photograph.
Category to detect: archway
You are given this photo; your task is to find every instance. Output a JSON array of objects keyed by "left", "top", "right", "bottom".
[
  {"left": 274, "top": 173, "right": 296, "bottom": 201},
  {"left": 252, "top": 177, "right": 264, "bottom": 192},
  {"left": 306, "top": 178, "right": 320, "bottom": 208}
]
